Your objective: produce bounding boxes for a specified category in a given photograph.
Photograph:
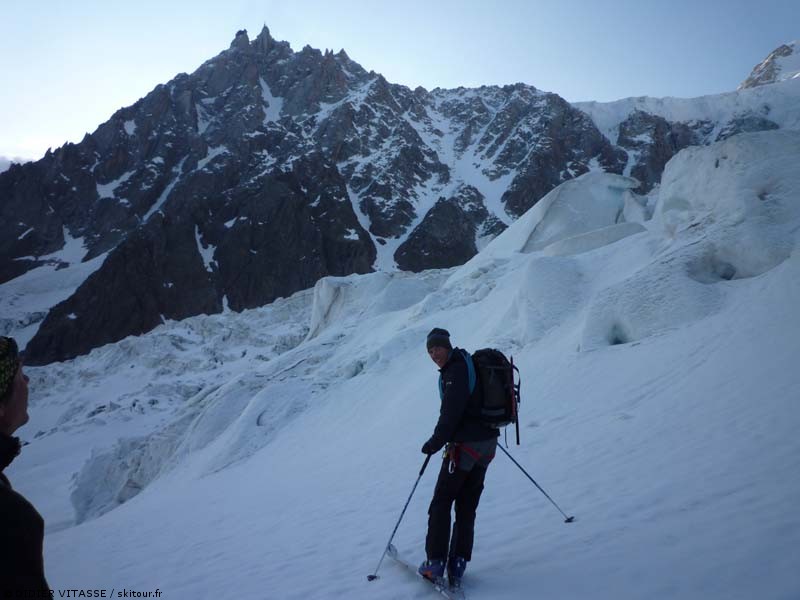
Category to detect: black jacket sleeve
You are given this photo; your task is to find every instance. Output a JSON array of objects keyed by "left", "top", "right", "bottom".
[
  {"left": 0, "top": 484, "right": 50, "bottom": 593},
  {"left": 426, "top": 359, "right": 470, "bottom": 453}
]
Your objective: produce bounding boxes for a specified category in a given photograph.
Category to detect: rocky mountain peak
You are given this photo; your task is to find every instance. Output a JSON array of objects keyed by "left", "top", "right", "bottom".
[
  {"left": 739, "top": 41, "right": 800, "bottom": 89},
  {"left": 332, "top": 48, "right": 367, "bottom": 79},
  {"left": 255, "top": 25, "right": 275, "bottom": 53},
  {"left": 230, "top": 29, "right": 250, "bottom": 50},
  {"left": 300, "top": 44, "right": 322, "bottom": 58},
  {"left": 3, "top": 28, "right": 799, "bottom": 365}
]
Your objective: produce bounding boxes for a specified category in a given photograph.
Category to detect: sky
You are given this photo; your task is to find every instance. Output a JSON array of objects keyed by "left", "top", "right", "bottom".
[{"left": 0, "top": 0, "right": 797, "bottom": 162}]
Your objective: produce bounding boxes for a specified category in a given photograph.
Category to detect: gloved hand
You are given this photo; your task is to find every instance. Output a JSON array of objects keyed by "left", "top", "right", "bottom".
[{"left": 421, "top": 440, "right": 436, "bottom": 455}]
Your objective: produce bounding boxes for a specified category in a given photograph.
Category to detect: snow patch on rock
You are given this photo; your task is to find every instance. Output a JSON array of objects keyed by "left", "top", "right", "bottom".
[
  {"left": 96, "top": 170, "right": 134, "bottom": 200},
  {"left": 194, "top": 226, "right": 216, "bottom": 273}
]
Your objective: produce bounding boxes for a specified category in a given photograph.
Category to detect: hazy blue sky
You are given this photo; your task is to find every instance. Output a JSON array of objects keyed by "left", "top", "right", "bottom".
[{"left": 1, "top": 0, "right": 797, "bottom": 161}]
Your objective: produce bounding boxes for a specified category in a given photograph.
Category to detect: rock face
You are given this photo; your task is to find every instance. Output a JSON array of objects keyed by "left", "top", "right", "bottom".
[
  {"left": 395, "top": 185, "right": 505, "bottom": 271},
  {"left": 2, "top": 28, "right": 800, "bottom": 363},
  {"left": 739, "top": 42, "right": 800, "bottom": 89},
  {"left": 589, "top": 106, "right": 782, "bottom": 194},
  {"left": 616, "top": 111, "right": 704, "bottom": 193}
]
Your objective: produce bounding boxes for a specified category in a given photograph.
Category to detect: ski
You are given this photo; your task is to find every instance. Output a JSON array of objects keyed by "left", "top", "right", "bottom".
[{"left": 386, "top": 544, "right": 466, "bottom": 600}]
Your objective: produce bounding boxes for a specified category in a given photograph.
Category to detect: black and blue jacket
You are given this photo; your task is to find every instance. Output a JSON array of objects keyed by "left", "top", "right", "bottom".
[{"left": 425, "top": 348, "right": 499, "bottom": 454}]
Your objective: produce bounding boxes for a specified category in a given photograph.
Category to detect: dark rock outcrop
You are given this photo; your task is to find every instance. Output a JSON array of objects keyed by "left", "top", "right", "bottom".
[
  {"left": 716, "top": 115, "right": 779, "bottom": 141},
  {"left": 395, "top": 186, "right": 505, "bottom": 272},
  {"left": 495, "top": 91, "right": 627, "bottom": 216},
  {"left": 616, "top": 111, "right": 701, "bottom": 193}
]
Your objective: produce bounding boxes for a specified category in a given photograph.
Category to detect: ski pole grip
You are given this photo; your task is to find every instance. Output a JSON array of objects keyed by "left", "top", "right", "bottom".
[{"left": 420, "top": 453, "right": 432, "bottom": 475}]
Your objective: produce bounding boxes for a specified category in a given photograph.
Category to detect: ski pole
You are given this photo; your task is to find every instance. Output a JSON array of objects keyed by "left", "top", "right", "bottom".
[
  {"left": 498, "top": 444, "right": 575, "bottom": 523},
  {"left": 510, "top": 356, "right": 521, "bottom": 446},
  {"left": 367, "top": 454, "right": 432, "bottom": 582}
]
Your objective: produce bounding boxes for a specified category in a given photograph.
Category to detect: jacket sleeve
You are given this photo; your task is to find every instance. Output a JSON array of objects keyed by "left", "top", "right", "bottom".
[
  {"left": 0, "top": 495, "right": 50, "bottom": 592},
  {"left": 426, "top": 360, "right": 470, "bottom": 453}
]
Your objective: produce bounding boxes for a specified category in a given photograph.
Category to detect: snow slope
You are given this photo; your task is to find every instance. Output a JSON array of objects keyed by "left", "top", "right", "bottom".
[
  {"left": 0, "top": 230, "right": 107, "bottom": 347},
  {"left": 574, "top": 77, "right": 800, "bottom": 145},
  {"left": 7, "top": 130, "right": 800, "bottom": 599}
]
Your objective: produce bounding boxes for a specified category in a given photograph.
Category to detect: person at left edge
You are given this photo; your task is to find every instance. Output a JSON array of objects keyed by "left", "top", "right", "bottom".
[{"left": 0, "top": 336, "right": 50, "bottom": 594}]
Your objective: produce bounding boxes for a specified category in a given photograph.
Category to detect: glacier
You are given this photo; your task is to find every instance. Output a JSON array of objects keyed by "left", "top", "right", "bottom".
[{"left": 6, "top": 129, "right": 800, "bottom": 599}]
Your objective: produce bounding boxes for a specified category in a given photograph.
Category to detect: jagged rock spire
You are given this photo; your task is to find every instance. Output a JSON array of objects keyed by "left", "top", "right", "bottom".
[
  {"left": 256, "top": 24, "right": 274, "bottom": 53},
  {"left": 230, "top": 29, "right": 250, "bottom": 50}
]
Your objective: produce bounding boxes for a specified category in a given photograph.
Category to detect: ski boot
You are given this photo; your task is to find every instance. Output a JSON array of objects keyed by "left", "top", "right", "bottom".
[
  {"left": 447, "top": 556, "right": 467, "bottom": 589},
  {"left": 418, "top": 558, "right": 446, "bottom": 582}
]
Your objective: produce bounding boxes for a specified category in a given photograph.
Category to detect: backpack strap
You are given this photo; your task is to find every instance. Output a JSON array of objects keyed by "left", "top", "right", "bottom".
[
  {"left": 438, "top": 349, "right": 477, "bottom": 400},
  {"left": 462, "top": 350, "right": 476, "bottom": 395}
]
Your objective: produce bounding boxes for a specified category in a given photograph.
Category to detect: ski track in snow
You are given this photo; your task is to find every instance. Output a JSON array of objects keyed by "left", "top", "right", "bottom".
[{"left": 5, "top": 132, "right": 800, "bottom": 599}]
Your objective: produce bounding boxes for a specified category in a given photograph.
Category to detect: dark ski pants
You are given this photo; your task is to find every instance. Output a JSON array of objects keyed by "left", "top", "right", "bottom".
[{"left": 425, "top": 456, "right": 488, "bottom": 562}]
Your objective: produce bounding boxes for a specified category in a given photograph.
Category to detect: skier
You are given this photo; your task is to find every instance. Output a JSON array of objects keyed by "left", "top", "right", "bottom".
[
  {"left": 0, "top": 337, "right": 50, "bottom": 594},
  {"left": 419, "top": 328, "right": 498, "bottom": 588}
]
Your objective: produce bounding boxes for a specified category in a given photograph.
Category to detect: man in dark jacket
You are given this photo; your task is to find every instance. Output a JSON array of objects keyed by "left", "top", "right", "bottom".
[
  {"left": 0, "top": 336, "right": 50, "bottom": 595},
  {"left": 418, "top": 328, "right": 498, "bottom": 588}
]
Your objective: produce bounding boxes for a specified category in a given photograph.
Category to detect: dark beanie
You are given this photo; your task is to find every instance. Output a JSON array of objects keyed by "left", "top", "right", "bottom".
[
  {"left": 426, "top": 328, "right": 452, "bottom": 350},
  {"left": 0, "top": 337, "right": 20, "bottom": 402}
]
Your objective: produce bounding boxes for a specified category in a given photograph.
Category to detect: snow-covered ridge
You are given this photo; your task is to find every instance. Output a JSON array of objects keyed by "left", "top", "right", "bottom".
[
  {"left": 739, "top": 40, "right": 800, "bottom": 89},
  {"left": 9, "top": 129, "right": 800, "bottom": 598},
  {"left": 574, "top": 77, "right": 800, "bottom": 144}
]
